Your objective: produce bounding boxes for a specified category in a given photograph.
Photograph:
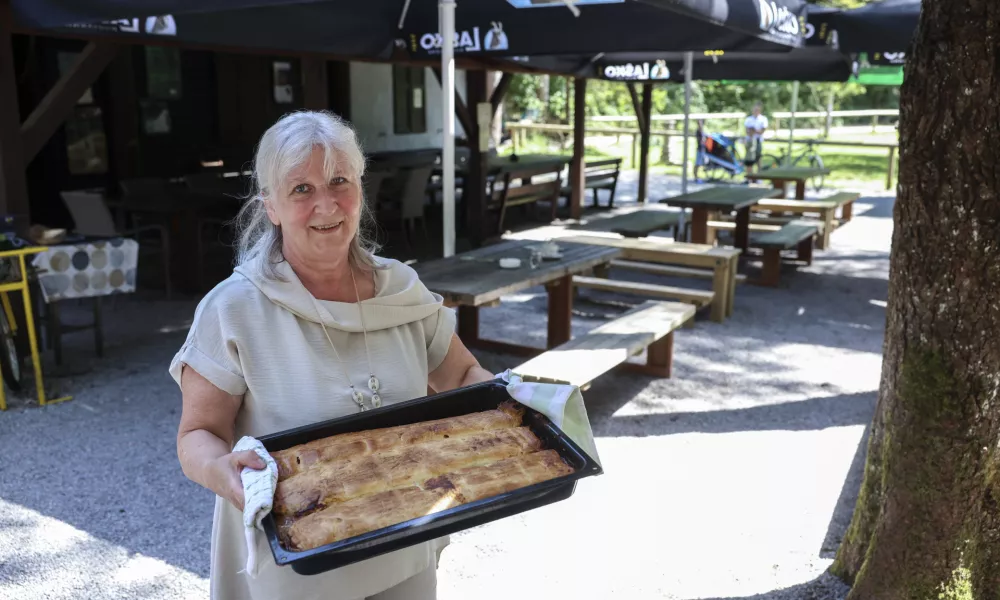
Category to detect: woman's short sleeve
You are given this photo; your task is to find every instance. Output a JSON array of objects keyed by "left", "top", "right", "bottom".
[
  {"left": 424, "top": 305, "right": 457, "bottom": 373},
  {"left": 168, "top": 289, "right": 248, "bottom": 396}
]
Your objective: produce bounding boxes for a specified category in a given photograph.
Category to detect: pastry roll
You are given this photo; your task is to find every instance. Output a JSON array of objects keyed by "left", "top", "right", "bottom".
[
  {"left": 285, "top": 450, "right": 573, "bottom": 551},
  {"left": 271, "top": 402, "right": 524, "bottom": 480},
  {"left": 273, "top": 426, "right": 542, "bottom": 515}
]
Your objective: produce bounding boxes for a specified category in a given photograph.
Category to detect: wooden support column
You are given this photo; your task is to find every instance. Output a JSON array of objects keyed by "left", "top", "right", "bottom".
[
  {"left": 465, "top": 69, "right": 490, "bottom": 246},
  {"left": 21, "top": 42, "right": 119, "bottom": 164},
  {"left": 301, "top": 56, "right": 329, "bottom": 110},
  {"left": 569, "top": 77, "right": 587, "bottom": 219},
  {"left": 0, "top": 6, "right": 28, "bottom": 222},
  {"left": 629, "top": 83, "right": 653, "bottom": 204}
]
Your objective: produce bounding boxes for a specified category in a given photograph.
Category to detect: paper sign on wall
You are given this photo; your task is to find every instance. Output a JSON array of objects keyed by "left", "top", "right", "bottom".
[{"left": 477, "top": 102, "right": 493, "bottom": 152}]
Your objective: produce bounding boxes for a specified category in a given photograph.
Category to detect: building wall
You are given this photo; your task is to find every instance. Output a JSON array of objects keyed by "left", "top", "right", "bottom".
[{"left": 348, "top": 62, "right": 468, "bottom": 154}]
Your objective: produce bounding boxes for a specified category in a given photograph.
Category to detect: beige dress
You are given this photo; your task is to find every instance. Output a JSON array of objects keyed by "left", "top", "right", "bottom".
[{"left": 169, "top": 257, "right": 456, "bottom": 600}]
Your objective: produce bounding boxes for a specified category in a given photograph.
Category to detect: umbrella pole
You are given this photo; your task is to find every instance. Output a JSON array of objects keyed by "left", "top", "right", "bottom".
[
  {"left": 681, "top": 51, "right": 693, "bottom": 195},
  {"left": 786, "top": 80, "right": 799, "bottom": 167},
  {"left": 440, "top": 0, "right": 456, "bottom": 257}
]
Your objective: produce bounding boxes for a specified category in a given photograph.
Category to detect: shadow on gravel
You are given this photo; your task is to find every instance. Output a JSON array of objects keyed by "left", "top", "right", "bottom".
[{"left": 594, "top": 391, "right": 875, "bottom": 437}]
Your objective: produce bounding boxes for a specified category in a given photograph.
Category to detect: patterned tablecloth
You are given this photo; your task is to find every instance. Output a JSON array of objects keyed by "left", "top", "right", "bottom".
[{"left": 32, "top": 238, "right": 139, "bottom": 303}]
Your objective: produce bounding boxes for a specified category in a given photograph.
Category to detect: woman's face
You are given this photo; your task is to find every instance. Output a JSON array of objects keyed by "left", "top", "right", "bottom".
[{"left": 266, "top": 146, "right": 361, "bottom": 267}]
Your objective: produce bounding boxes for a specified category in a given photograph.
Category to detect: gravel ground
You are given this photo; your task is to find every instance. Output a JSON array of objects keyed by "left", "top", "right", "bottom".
[{"left": 0, "top": 174, "right": 892, "bottom": 600}]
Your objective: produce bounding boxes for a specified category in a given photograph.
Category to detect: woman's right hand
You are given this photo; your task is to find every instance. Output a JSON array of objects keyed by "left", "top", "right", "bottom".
[{"left": 206, "top": 450, "right": 266, "bottom": 511}]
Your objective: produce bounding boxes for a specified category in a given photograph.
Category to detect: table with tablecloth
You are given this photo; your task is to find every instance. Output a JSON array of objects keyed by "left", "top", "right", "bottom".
[
  {"left": 32, "top": 238, "right": 139, "bottom": 303},
  {"left": 30, "top": 237, "right": 139, "bottom": 365}
]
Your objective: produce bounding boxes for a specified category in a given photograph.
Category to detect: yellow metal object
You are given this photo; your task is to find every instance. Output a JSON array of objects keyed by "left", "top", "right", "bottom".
[{"left": 0, "top": 246, "right": 72, "bottom": 410}]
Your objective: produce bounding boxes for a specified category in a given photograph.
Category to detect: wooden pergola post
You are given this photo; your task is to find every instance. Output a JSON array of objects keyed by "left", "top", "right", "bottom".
[
  {"left": 301, "top": 56, "right": 329, "bottom": 110},
  {"left": 464, "top": 69, "right": 490, "bottom": 246},
  {"left": 0, "top": 5, "right": 28, "bottom": 223},
  {"left": 569, "top": 77, "right": 587, "bottom": 219},
  {"left": 0, "top": 3, "right": 117, "bottom": 226},
  {"left": 628, "top": 82, "right": 653, "bottom": 204}
]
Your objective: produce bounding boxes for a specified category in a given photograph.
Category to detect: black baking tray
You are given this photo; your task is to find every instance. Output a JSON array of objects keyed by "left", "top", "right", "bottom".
[{"left": 258, "top": 380, "right": 602, "bottom": 575}]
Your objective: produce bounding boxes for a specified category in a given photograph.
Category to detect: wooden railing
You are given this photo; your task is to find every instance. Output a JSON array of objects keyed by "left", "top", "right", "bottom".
[
  {"left": 506, "top": 122, "right": 900, "bottom": 190},
  {"left": 589, "top": 108, "right": 900, "bottom": 136}
]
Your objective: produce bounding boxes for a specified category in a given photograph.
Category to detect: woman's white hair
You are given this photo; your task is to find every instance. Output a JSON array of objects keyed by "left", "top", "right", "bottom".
[{"left": 234, "top": 110, "right": 381, "bottom": 280}]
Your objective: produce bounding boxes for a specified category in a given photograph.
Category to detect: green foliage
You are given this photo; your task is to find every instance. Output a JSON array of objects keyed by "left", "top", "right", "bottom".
[{"left": 504, "top": 75, "right": 898, "bottom": 126}]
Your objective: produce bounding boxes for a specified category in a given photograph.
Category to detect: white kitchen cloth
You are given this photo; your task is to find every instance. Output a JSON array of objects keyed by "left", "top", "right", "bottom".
[
  {"left": 495, "top": 369, "right": 601, "bottom": 466},
  {"left": 233, "top": 435, "right": 279, "bottom": 578}
]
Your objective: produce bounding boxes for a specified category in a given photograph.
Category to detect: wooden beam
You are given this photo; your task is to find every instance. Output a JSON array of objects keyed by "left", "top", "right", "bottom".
[
  {"left": 637, "top": 83, "right": 653, "bottom": 204},
  {"left": 432, "top": 67, "right": 473, "bottom": 138},
  {"left": 21, "top": 42, "right": 119, "bottom": 164},
  {"left": 490, "top": 72, "right": 513, "bottom": 115},
  {"left": 301, "top": 56, "right": 329, "bottom": 110},
  {"left": 0, "top": 3, "right": 28, "bottom": 222},
  {"left": 627, "top": 83, "right": 647, "bottom": 134},
  {"left": 570, "top": 77, "right": 587, "bottom": 220},
  {"left": 465, "top": 69, "right": 490, "bottom": 246}
]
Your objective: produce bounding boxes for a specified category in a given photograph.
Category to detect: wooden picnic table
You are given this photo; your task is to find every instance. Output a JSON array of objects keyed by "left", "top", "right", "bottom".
[
  {"left": 745, "top": 166, "right": 832, "bottom": 199},
  {"left": 658, "top": 186, "right": 782, "bottom": 252},
  {"left": 570, "top": 208, "right": 682, "bottom": 238},
  {"left": 412, "top": 239, "right": 620, "bottom": 356}
]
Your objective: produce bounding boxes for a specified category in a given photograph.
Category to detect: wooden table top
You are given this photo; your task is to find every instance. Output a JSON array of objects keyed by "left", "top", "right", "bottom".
[
  {"left": 413, "top": 239, "right": 620, "bottom": 306},
  {"left": 746, "top": 166, "right": 831, "bottom": 181},
  {"left": 657, "top": 186, "right": 782, "bottom": 211},
  {"left": 570, "top": 209, "right": 681, "bottom": 238}
]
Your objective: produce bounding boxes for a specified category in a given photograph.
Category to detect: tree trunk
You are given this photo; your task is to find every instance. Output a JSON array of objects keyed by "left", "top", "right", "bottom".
[{"left": 831, "top": 1, "right": 1000, "bottom": 598}]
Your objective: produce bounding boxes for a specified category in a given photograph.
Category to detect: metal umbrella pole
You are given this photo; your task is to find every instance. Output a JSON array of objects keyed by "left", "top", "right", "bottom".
[
  {"left": 680, "top": 51, "right": 693, "bottom": 195},
  {"left": 440, "top": 0, "right": 456, "bottom": 257}
]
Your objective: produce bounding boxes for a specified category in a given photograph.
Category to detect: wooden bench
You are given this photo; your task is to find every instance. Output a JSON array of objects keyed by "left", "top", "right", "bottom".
[
  {"left": 611, "top": 259, "right": 748, "bottom": 286},
  {"left": 573, "top": 275, "right": 716, "bottom": 309},
  {"left": 559, "top": 234, "right": 741, "bottom": 323},
  {"left": 751, "top": 198, "right": 841, "bottom": 249},
  {"left": 822, "top": 191, "right": 860, "bottom": 222},
  {"left": 560, "top": 158, "right": 622, "bottom": 209},
  {"left": 753, "top": 220, "right": 820, "bottom": 287},
  {"left": 489, "top": 165, "right": 563, "bottom": 234},
  {"left": 513, "top": 300, "right": 695, "bottom": 388}
]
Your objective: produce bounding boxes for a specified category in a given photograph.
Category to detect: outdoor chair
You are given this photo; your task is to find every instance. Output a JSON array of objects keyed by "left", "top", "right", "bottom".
[
  {"left": 380, "top": 165, "right": 434, "bottom": 251},
  {"left": 61, "top": 190, "right": 172, "bottom": 299}
]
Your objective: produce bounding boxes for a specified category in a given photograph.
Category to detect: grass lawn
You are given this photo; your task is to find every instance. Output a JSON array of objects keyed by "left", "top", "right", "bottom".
[{"left": 503, "top": 133, "right": 899, "bottom": 190}]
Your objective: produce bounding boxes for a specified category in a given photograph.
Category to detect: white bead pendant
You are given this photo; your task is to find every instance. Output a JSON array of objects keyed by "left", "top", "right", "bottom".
[
  {"left": 368, "top": 375, "right": 380, "bottom": 392},
  {"left": 371, "top": 392, "right": 382, "bottom": 408},
  {"left": 351, "top": 388, "right": 368, "bottom": 411}
]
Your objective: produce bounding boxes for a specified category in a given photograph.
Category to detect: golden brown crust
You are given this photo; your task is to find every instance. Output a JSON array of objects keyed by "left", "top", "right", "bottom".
[
  {"left": 285, "top": 450, "right": 574, "bottom": 551},
  {"left": 271, "top": 406, "right": 524, "bottom": 480},
  {"left": 425, "top": 449, "right": 574, "bottom": 503},
  {"left": 286, "top": 485, "right": 466, "bottom": 551},
  {"left": 273, "top": 427, "right": 543, "bottom": 516}
]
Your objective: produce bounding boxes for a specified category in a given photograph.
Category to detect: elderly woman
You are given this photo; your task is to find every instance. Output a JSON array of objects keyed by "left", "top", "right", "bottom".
[{"left": 171, "top": 111, "right": 494, "bottom": 600}]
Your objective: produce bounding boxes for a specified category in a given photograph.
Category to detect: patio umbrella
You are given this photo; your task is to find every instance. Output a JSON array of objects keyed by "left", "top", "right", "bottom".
[
  {"left": 12, "top": 1, "right": 806, "bottom": 58},
  {"left": 636, "top": 0, "right": 808, "bottom": 48},
  {"left": 818, "top": 0, "right": 920, "bottom": 53}
]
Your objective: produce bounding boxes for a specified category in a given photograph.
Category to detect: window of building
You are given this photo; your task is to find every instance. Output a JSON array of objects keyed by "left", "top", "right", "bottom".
[
  {"left": 393, "top": 66, "right": 426, "bottom": 135},
  {"left": 145, "top": 47, "right": 182, "bottom": 99},
  {"left": 57, "top": 51, "right": 108, "bottom": 174}
]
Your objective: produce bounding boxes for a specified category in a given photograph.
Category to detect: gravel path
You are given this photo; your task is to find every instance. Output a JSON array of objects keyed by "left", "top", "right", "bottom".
[{"left": 0, "top": 174, "right": 891, "bottom": 600}]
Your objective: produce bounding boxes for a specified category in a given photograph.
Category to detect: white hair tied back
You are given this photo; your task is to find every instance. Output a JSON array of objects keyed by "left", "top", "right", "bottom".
[{"left": 234, "top": 110, "right": 382, "bottom": 280}]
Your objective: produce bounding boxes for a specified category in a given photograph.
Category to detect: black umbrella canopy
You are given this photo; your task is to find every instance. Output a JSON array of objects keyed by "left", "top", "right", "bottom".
[
  {"left": 636, "top": 0, "right": 808, "bottom": 48},
  {"left": 398, "top": 0, "right": 803, "bottom": 59},
  {"left": 13, "top": 1, "right": 804, "bottom": 60},
  {"left": 7, "top": 0, "right": 329, "bottom": 28},
  {"left": 508, "top": 45, "right": 852, "bottom": 82},
  {"left": 817, "top": 0, "right": 920, "bottom": 53}
]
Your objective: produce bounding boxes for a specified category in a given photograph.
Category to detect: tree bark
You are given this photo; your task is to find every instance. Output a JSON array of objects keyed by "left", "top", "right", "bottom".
[{"left": 831, "top": 1, "right": 1000, "bottom": 598}]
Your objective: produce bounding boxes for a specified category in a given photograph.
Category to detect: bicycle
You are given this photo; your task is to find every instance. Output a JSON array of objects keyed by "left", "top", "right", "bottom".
[{"left": 759, "top": 140, "right": 826, "bottom": 193}]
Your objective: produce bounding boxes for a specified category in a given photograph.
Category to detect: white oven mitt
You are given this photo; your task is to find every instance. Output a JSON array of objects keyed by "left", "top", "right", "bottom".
[
  {"left": 233, "top": 435, "right": 279, "bottom": 578},
  {"left": 495, "top": 370, "right": 601, "bottom": 466}
]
